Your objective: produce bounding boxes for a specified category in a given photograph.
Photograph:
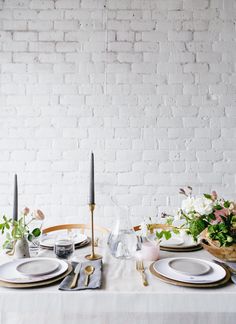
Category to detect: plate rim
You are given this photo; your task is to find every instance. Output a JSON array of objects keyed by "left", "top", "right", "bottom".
[
  {"left": 0, "top": 257, "right": 68, "bottom": 284},
  {"left": 0, "top": 263, "right": 72, "bottom": 288},
  {"left": 16, "top": 258, "right": 60, "bottom": 277},
  {"left": 149, "top": 262, "right": 230, "bottom": 288},
  {"left": 40, "top": 233, "right": 88, "bottom": 249},
  {"left": 160, "top": 237, "right": 184, "bottom": 248},
  {"left": 168, "top": 257, "right": 211, "bottom": 276},
  {"left": 152, "top": 257, "right": 226, "bottom": 284},
  {"left": 40, "top": 233, "right": 88, "bottom": 248},
  {"left": 40, "top": 237, "right": 90, "bottom": 250},
  {"left": 160, "top": 244, "right": 202, "bottom": 252}
]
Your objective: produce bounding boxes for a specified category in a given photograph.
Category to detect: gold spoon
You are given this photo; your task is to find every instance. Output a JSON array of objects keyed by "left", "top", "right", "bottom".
[{"left": 84, "top": 265, "right": 95, "bottom": 286}]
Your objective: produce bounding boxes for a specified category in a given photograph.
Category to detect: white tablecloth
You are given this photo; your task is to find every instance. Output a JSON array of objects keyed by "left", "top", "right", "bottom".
[{"left": 0, "top": 245, "right": 235, "bottom": 324}]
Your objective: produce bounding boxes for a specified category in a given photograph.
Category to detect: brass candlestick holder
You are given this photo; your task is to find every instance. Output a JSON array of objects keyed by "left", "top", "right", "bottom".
[{"left": 85, "top": 203, "right": 102, "bottom": 260}]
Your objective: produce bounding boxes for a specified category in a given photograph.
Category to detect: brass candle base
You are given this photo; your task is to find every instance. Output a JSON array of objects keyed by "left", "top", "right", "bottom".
[
  {"left": 85, "top": 253, "right": 102, "bottom": 261},
  {"left": 85, "top": 203, "right": 102, "bottom": 261}
]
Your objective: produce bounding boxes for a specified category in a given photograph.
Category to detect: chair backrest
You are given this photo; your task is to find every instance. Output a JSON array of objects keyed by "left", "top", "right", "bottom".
[{"left": 42, "top": 223, "right": 109, "bottom": 236}]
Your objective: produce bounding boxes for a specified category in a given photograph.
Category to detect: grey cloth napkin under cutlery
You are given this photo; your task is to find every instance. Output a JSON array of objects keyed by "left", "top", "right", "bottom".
[
  {"left": 59, "top": 260, "right": 102, "bottom": 291},
  {"left": 226, "top": 261, "right": 236, "bottom": 284},
  {"left": 214, "top": 260, "right": 236, "bottom": 284}
]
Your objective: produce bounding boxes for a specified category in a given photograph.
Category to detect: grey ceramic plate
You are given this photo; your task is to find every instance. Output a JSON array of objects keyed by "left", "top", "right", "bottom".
[
  {"left": 17, "top": 259, "right": 60, "bottom": 276},
  {"left": 168, "top": 258, "right": 211, "bottom": 276}
]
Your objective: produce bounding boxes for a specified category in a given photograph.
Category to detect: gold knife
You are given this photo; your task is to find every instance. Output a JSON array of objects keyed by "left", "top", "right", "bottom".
[{"left": 70, "top": 263, "right": 82, "bottom": 289}]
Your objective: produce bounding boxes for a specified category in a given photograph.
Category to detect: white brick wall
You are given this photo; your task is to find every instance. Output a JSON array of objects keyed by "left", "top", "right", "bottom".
[{"left": 0, "top": 0, "right": 236, "bottom": 228}]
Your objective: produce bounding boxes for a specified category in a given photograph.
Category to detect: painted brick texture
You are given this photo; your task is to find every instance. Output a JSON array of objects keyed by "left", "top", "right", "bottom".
[{"left": 0, "top": 0, "right": 236, "bottom": 227}]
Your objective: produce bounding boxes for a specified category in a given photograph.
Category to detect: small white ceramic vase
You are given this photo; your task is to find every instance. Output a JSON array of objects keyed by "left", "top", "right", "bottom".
[{"left": 14, "top": 237, "right": 30, "bottom": 258}]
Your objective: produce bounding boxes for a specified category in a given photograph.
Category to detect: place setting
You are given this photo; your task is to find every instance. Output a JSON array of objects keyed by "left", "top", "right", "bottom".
[
  {"left": 0, "top": 256, "right": 102, "bottom": 290},
  {"left": 136, "top": 227, "right": 202, "bottom": 255},
  {"left": 40, "top": 232, "right": 90, "bottom": 251},
  {"left": 135, "top": 233, "right": 231, "bottom": 288},
  {"left": 149, "top": 257, "right": 231, "bottom": 288},
  {"left": 0, "top": 257, "right": 72, "bottom": 288},
  {"left": 135, "top": 187, "right": 236, "bottom": 288},
  {"left": 159, "top": 233, "right": 202, "bottom": 253}
]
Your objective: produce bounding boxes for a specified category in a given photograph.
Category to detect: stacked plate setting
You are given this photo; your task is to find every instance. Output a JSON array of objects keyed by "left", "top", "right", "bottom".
[
  {"left": 150, "top": 257, "right": 229, "bottom": 287},
  {"left": 40, "top": 233, "right": 90, "bottom": 250},
  {"left": 160, "top": 236, "right": 202, "bottom": 252},
  {"left": 0, "top": 258, "right": 71, "bottom": 288}
]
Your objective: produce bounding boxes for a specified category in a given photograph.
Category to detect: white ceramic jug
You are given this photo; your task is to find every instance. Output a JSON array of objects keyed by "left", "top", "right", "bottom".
[{"left": 14, "top": 237, "right": 30, "bottom": 258}]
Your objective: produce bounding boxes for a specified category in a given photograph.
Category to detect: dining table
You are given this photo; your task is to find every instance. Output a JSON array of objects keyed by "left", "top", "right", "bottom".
[{"left": 0, "top": 243, "right": 235, "bottom": 324}]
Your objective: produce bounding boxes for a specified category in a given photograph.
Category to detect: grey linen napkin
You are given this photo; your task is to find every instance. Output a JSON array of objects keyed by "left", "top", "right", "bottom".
[
  {"left": 59, "top": 260, "right": 102, "bottom": 291},
  {"left": 226, "top": 262, "right": 236, "bottom": 284}
]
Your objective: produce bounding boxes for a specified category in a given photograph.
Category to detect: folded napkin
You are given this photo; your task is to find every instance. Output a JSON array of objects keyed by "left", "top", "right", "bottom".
[
  {"left": 226, "top": 261, "right": 236, "bottom": 284},
  {"left": 59, "top": 260, "right": 102, "bottom": 291}
]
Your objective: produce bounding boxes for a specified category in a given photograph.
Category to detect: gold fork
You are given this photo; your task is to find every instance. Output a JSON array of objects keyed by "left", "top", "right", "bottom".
[{"left": 136, "top": 261, "right": 148, "bottom": 286}]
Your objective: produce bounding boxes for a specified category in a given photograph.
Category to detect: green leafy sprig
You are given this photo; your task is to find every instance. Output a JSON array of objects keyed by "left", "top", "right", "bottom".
[{"left": 0, "top": 210, "right": 43, "bottom": 252}]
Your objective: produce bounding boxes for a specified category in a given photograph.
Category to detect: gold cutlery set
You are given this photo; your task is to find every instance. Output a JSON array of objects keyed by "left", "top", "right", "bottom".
[
  {"left": 71, "top": 260, "right": 149, "bottom": 289},
  {"left": 70, "top": 263, "right": 95, "bottom": 289}
]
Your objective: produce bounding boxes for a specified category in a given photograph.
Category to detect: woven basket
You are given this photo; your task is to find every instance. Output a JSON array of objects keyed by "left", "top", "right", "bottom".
[{"left": 200, "top": 229, "right": 236, "bottom": 261}]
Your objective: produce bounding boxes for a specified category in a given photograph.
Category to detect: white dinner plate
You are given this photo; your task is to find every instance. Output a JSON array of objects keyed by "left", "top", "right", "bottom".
[
  {"left": 160, "top": 237, "right": 184, "bottom": 248},
  {"left": 168, "top": 258, "right": 211, "bottom": 276},
  {"left": 16, "top": 259, "right": 59, "bottom": 276},
  {"left": 40, "top": 233, "right": 87, "bottom": 248},
  {"left": 153, "top": 257, "right": 226, "bottom": 284},
  {"left": 0, "top": 258, "right": 68, "bottom": 284},
  {"left": 151, "top": 231, "right": 198, "bottom": 249}
]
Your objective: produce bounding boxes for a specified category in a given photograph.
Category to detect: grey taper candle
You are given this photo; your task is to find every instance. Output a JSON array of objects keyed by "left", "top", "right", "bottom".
[
  {"left": 89, "top": 152, "right": 95, "bottom": 205},
  {"left": 13, "top": 174, "right": 18, "bottom": 221}
]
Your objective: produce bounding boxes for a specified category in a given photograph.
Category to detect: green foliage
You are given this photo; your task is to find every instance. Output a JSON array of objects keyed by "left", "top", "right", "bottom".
[
  {"left": 173, "top": 228, "right": 180, "bottom": 235},
  {"left": 0, "top": 216, "right": 12, "bottom": 234},
  {"left": 204, "top": 194, "right": 212, "bottom": 200},
  {"left": 27, "top": 233, "right": 33, "bottom": 242},
  {"left": 156, "top": 229, "right": 177, "bottom": 241},
  {"left": 188, "top": 218, "right": 207, "bottom": 241},
  {"left": 224, "top": 201, "right": 230, "bottom": 208},
  {"left": 32, "top": 228, "right": 41, "bottom": 237},
  {"left": 166, "top": 218, "right": 173, "bottom": 226},
  {"left": 0, "top": 214, "right": 42, "bottom": 252},
  {"left": 231, "top": 216, "right": 236, "bottom": 228},
  {"left": 208, "top": 222, "right": 235, "bottom": 246}
]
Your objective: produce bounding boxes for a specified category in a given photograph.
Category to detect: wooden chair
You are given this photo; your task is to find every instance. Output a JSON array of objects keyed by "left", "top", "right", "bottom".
[
  {"left": 42, "top": 223, "right": 110, "bottom": 248},
  {"left": 43, "top": 223, "right": 109, "bottom": 235}
]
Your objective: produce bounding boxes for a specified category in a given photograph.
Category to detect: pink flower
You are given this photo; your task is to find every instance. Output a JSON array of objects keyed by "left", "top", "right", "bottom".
[
  {"left": 211, "top": 191, "right": 218, "bottom": 201},
  {"left": 211, "top": 208, "right": 229, "bottom": 224},
  {"left": 22, "top": 207, "right": 30, "bottom": 216},
  {"left": 34, "top": 209, "right": 45, "bottom": 220}
]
